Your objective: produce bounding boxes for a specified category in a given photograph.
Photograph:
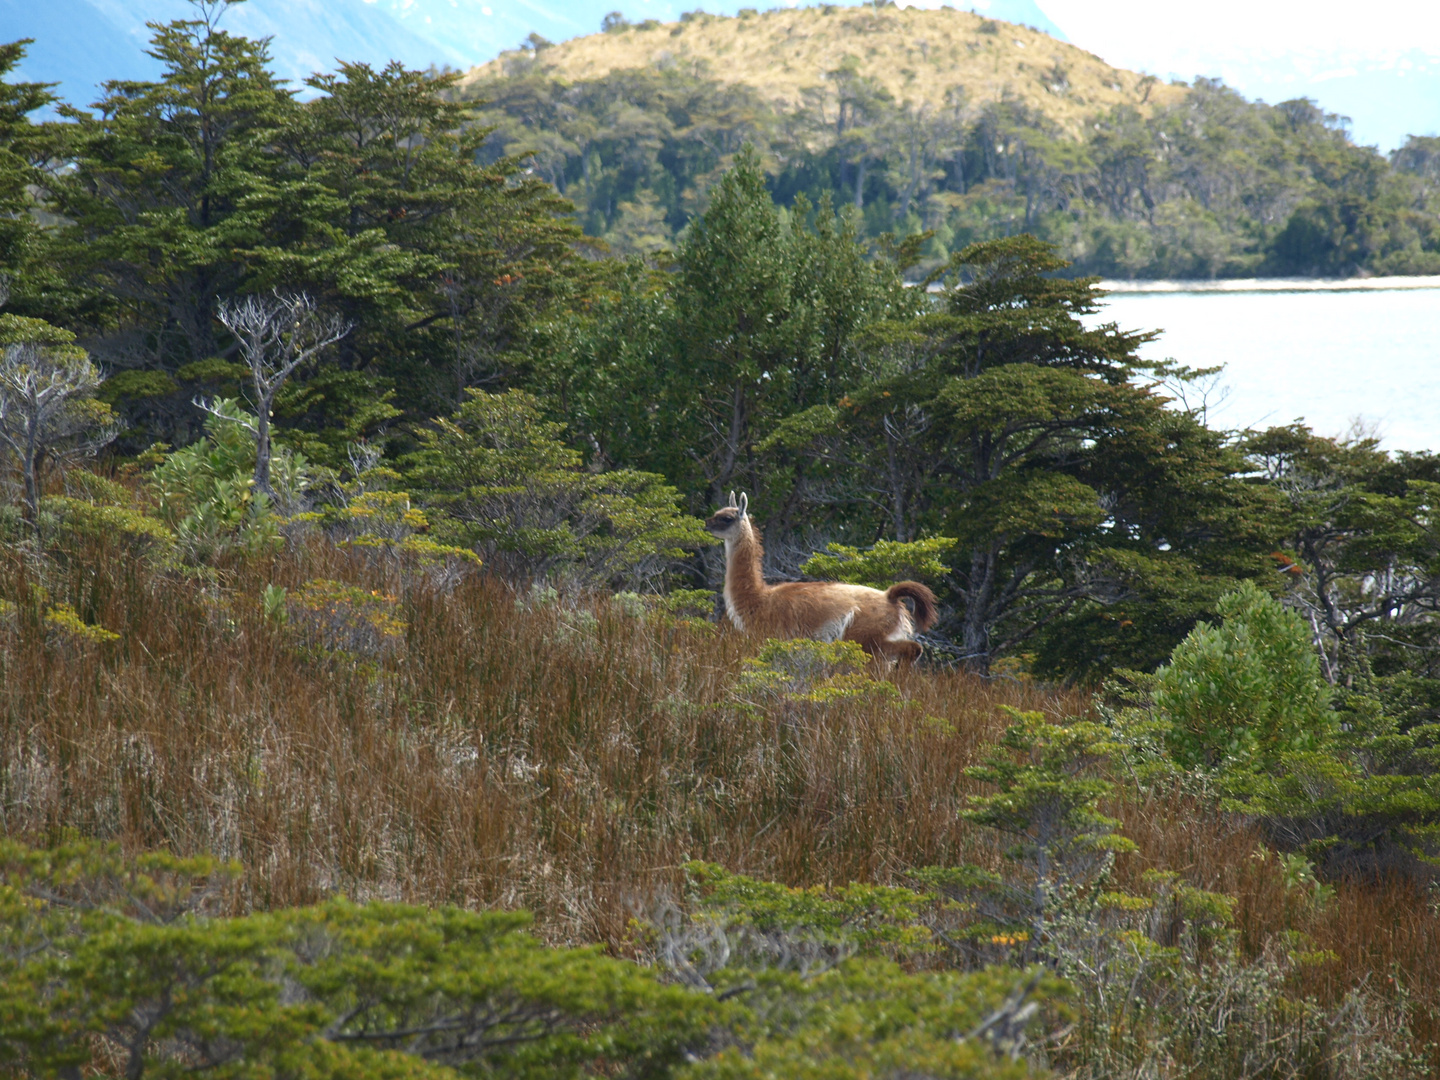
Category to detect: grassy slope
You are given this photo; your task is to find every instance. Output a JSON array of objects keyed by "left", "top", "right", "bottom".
[
  {"left": 2, "top": 507, "right": 1438, "bottom": 1056},
  {"left": 0, "top": 526, "right": 1077, "bottom": 936},
  {"left": 459, "top": 6, "right": 1186, "bottom": 139}
]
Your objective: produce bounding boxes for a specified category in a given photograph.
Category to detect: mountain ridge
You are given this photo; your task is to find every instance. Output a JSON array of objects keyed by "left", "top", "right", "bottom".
[{"left": 460, "top": 6, "right": 1187, "bottom": 139}]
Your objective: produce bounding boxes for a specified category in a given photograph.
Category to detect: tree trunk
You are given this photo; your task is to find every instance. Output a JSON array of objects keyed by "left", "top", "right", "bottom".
[
  {"left": 961, "top": 547, "right": 996, "bottom": 673},
  {"left": 899, "top": 138, "right": 921, "bottom": 220},
  {"left": 253, "top": 396, "right": 274, "bottom": 498},
  {"left": 22, "top": 409, "right": 40, "bottom": 536},
  {"left": 711, "top": 383, "right": 747, "bottom": 508},
  {"left": 883, "top": 417, "right": 909, "bottom": 542}
]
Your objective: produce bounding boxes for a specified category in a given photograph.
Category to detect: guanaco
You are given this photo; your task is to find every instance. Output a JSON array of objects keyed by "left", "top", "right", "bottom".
[{"left": 705, "top": 492, "right": 937, "bottom": 663}]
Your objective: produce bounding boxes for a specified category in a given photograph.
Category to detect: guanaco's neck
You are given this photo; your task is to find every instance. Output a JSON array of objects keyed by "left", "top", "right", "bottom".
[{"left": 723, "top": 519, "right": 769, "bottom": 626}]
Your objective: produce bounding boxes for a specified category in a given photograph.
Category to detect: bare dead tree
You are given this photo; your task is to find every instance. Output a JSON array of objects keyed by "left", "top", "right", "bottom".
[
  {"left": 210, "top": 292, "right": 352, "bottom": 497},
  {"left": 0, "top": 342, "right": 114, "bottom": 533}
]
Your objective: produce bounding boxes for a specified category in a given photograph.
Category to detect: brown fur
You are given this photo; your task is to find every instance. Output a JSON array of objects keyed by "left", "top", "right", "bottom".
[{"left": 705, "top": 494, "right": 938, "bottom": 664}]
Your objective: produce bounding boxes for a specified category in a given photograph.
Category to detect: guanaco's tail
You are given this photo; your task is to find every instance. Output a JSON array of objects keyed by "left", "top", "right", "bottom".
[{"left": 886, "top": 581, "right": 938, "bottom": 632}]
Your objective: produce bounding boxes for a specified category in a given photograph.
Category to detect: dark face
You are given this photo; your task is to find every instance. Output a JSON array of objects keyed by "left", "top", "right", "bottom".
[{"left": 704, "top": 507, "right": 743, "bottom": 538}]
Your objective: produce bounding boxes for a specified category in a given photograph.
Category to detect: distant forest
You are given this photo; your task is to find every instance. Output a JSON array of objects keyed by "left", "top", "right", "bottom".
[{"left": 466, "top": 60, "right": 1440, "bottom": 279}]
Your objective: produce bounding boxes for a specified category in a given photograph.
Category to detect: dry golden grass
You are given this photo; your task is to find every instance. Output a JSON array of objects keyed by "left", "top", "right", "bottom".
[
  {"left": 2, "top": 524, "right": 1436, "bottom": 1056},
  {"left": 1111, "top": 788, "right": 1440, "bottom": 1053},
  {"left": 461, "top": 6, "right": 1185, "bottom": 138},
  {"left": 0, "top": 531, "right": 1072, "bottom": 941}
]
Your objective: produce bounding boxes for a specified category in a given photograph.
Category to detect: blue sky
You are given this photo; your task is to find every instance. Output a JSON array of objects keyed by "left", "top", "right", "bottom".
[{"left": 5, "top": 0, "right": 1436, "bottom": 151}]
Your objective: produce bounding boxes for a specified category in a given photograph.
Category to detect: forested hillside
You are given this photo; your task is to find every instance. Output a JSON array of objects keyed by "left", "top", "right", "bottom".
[
  {"left": 3, "top": 4, "right": 1440, "bottom": 1076},
  {"left": 462, "top": 5, "right": 1440, "bottom": 278}
]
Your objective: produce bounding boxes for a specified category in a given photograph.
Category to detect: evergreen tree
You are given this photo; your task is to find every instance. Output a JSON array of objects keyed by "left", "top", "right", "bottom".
[
  {"left": 258, "top": 58, "right": 584, "bottom": 423},
  {"left": 36, "top": 3, "right": 586, "bottom": 456},
  {"left": 48, "top": 0, "right": 295, "bottom": 365},
  {"left": 769, "top": 236, "right": 1273, "bottom": 672},
  {"left": 541, "top": 147, "right": 917, "bottom": 549},
  {"left": 0, "top": 41, "right": 57, "bottom": 292}
]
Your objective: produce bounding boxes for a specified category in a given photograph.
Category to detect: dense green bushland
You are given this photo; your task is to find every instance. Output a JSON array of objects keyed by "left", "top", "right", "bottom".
[
  {"left": 0, "top": 839, "right": 1060, "bottom": 1078},
  {"left": 4, "top": 825, "right": 1430, "bottom": 1078},
  {"left": 0, "top": 549, "right": 1436, "bottom": 1075},
  {"left": 466, "top": 58, "right": 1440, "bottom": 278},
  {"left": 1, "top": 2, "right": 1437, "bottom": 686},
  {"left": 0, "top": 416, "right": 1435, "bottom": 1071},
  {"left": 2, "top": 5, "right": 581, "bottom": 451},
  {"left": 3, "top": 5, "right": 1440, "bottom": 1074}
]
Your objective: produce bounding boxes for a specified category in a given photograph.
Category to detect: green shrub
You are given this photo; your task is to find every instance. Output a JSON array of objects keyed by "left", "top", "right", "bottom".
[
  {"left": 43, "top": 602, "right": 120, "bottom": 645},
  {"left": 1229, "top": 691, "right": 1440, "bottom": 877},
  {"left": 913, "top": 707, "right": 1136, "bottom": 968},
  {"left": 1155, "top": 581, "right": 1337, "bottom": 771},
  {"left": 680, "top": 860, "right": 936, "bottom": 958},
  {"left": 961, "top": 709, "right": 1134, "bottom": 894},
  {"left": 647, "top": 863, "right": 1061, "bottom": 1075},
  {"left": 800, "top": 536, "right": 954, "bottom": 591},
  {"left": 286, "top": 579, "right": 407, "bottom": 661},
  {"left": 148, "top": 398, "right": 314, "bottom": 558},
  {"left": 0, "top": 314, "right": 117, "bottom": 532},
  {"left": 0, "top": 841, "right": 1061, "bottom": 1080},
  {"left": 42, "top": 495, "right": 174, "bottom": 557},
  {"left": 0, "top": 839, "right": 718, "bottom": 1080},
  {"left": 403, "top": 389, "right": 707, "bottom": 589},
  {"left": 919, "top": 706, "right": 1429, "bottom": 1079},
  {"left": 175, "top": 358, "right": 250, "bottom": 386},
  {"left": 1103, "top": 653, "right": 1440, "bottom": 879},
  {"left": 96, "top": 369, "right": 179, "bottom": 406},
  {"left": 732, "top": 638, "right": 900, "bottom": 715},
  {"left": 611, "top": 587, "right": 715, "bottom": 624},
  {"left": 301, "top": 471, "right": 482, "bottom": 589}
]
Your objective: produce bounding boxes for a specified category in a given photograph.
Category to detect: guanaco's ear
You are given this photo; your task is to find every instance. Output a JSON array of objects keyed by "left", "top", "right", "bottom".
[
  {"left": 738, "top": 492, "right": 748, "bottom": 517},
  {"left": 727, "top": 490, "right": 737, "bottom": 508}
]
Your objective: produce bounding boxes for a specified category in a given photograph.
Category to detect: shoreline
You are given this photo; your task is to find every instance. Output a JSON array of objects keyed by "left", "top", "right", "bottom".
[{"left": 1097, "top": 275, "right": 1440, "bottom": 294}]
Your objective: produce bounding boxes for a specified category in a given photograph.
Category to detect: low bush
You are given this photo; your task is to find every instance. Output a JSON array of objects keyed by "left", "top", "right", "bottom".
[
  {"left": 2, "top": 472, "right": 1439, "bottom": 1073},
  {"left": 0, "top": 840, "right": 719, "bottom": 1079},
  {"left": 0, "top": 840, "right": 1070, "bottom": 1080},
  {"left": 1107, "top": 583, "right": 1440, "bottom": 879},
  {"left": 1154, "top": 581, "right": 1337, "bottom": 771},
  {"left": 148, "top": 398, "right": 313, "bottom": 558},
  {"left": 402, "top": 388, "right": 707, "bottom": 589}
]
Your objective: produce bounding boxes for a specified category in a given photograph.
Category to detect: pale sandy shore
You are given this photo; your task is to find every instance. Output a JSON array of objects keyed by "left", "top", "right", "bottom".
[{"left": 1099, "top": 275, "right": 1440, "bottom": 294}]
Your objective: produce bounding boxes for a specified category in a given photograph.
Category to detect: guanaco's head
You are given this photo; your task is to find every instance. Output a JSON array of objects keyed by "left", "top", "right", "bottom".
[{"left": 704, "top": 491, "right": 749, "bottom": 541}]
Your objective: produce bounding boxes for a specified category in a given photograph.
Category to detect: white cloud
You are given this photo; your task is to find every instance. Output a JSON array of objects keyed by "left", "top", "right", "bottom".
[
  {"left": 1038, "top": 0, "right": 1440, "bottom": 148},
  {"left": 1040, "top": 0, "right": 1440, "bottom": 74}
]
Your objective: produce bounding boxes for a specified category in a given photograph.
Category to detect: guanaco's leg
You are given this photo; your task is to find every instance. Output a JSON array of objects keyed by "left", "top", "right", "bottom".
[{"left": 887, "top": 640, "right": 923, "bottom": 665}]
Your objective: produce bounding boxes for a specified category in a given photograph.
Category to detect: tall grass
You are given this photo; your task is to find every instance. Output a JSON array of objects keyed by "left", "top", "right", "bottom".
[
  {"left": 0, "top": 531, "right": 1071, "bottom": 937},
  {"left": 2, "top": 526, "right": 1438, "bottom": 1060}
]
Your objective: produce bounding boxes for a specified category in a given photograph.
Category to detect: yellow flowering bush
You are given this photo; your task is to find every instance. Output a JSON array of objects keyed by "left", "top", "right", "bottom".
[
  {"left": 44, "top": 604, "right": 120, "bottom": 646},
  {"left": 285, "top": 579, "right": 406, "bottom": 661}
]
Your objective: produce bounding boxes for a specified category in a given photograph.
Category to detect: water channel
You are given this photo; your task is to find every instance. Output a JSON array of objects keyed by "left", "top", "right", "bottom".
[{"left": 1086, "top": 280, "right": 1439, "bottom": 453}]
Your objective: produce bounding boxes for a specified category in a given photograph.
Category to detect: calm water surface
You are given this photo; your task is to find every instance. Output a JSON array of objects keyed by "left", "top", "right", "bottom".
[{"left": 1086, "top": 288, "right": 1439, "bottom": 452}]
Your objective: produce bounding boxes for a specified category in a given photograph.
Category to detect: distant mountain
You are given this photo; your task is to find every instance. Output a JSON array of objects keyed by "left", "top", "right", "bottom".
[
  {"left": 359, "top": 0, "right": 1068, "bottom": 61},
  {"left": 460, "top": 4, "right": 1181, "bottom": 137},
  {"left": 1, "top": 0, "right": 456, "bottom": 109},
  {"left": 460, "top": 5, "right": 1440, "bottom": 280},
  {"left": 5, "top": 0, "right": 1433, "bottom": 153}
]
